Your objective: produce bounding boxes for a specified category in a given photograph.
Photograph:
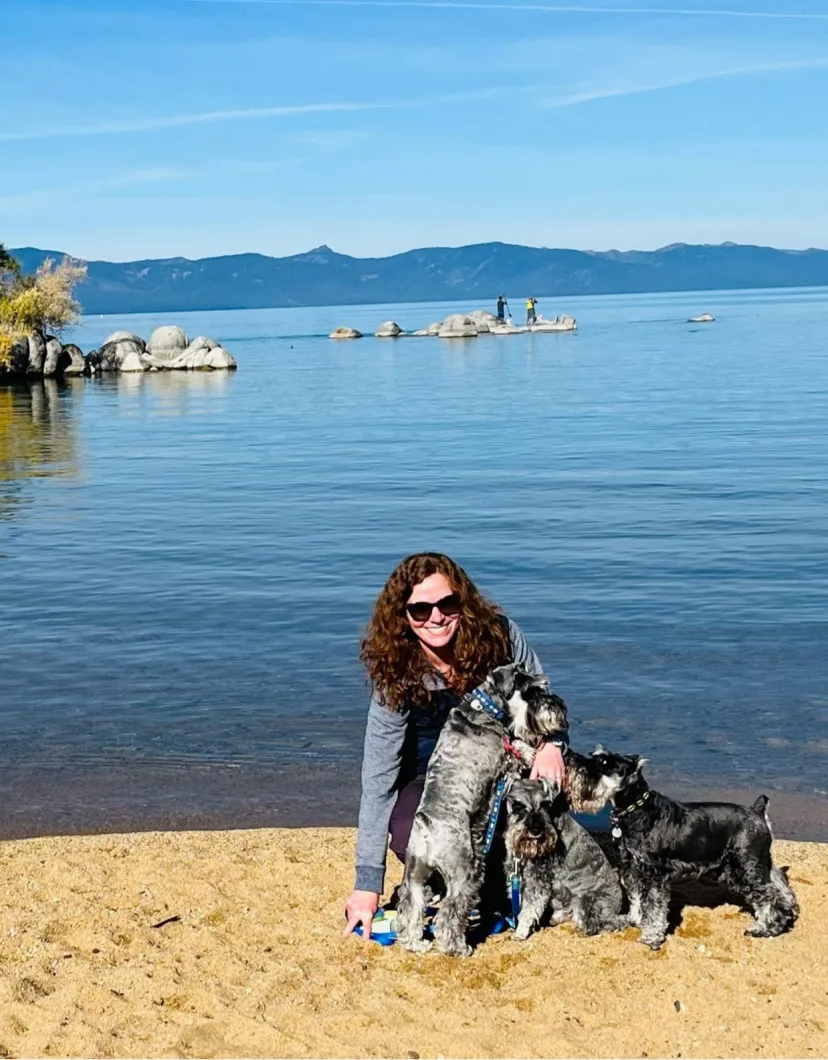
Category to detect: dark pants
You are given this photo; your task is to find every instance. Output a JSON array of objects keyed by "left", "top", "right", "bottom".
[{"left": 388, "top": 777, "right": 426, "bottom": 863}]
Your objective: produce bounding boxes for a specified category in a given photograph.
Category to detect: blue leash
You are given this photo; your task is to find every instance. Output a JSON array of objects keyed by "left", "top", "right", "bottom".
[{"left": 469, "top": 684, "right": 522, "bottom": 926}]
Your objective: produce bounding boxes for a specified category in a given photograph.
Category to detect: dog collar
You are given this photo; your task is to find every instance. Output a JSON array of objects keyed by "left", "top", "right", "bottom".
[
  {"left": 610, "top": 789, "right": 651, "bottom": 833},
  {"left": 465, "top": 687, "right": 506, "bottom": 723}
]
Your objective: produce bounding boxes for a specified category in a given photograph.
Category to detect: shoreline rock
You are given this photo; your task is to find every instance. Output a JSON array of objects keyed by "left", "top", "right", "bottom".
[{"left": 1, "top": 325, "right": 237, "bottom": 380}]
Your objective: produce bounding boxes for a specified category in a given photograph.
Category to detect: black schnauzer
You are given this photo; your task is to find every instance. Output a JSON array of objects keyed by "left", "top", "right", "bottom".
[{"left": 564, "top": 747, "right": 799, "bottom": 950}]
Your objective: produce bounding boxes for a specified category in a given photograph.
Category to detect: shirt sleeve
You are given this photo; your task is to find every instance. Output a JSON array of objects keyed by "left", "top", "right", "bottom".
[{"left": 354, "top": 693, "right": 408, "bottom": 893}]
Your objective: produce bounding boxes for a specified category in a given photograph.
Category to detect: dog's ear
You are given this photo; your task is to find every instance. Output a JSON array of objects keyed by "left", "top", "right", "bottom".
[
  {"left": 634, "top": 756, "right": 648, "bottom": 773},
  {"left": 489, "top": 664, "right": 517, "bottom": 700},
  {"left": 591, "top": 745, "right": 607, "bottom": 757}
]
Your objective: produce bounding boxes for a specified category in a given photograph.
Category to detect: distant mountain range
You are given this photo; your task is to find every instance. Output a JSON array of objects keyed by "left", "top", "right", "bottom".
[{"left": 11, "top": 241, "right": 828, "bottom": 315}]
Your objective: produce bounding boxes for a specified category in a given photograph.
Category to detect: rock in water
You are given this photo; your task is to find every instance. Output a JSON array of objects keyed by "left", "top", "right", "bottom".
[
  {"left": 8, "top": 337, "right": 30, "bottom": 375},
  {"left": 147, "top": 325, "right": 189, "bottom": 360},
  {"left": 688, "top": 313, "right": 714, "bottom": 323},
  {"left": 425, "top": 322, "right": 442, "bottom": 336},
  {"left": 119, "top": 349, "right": 149, "bottom": 372},
  {"left": 438, "top": 314, "right": 478, "bottom": 338},
  {"left": 103, "top": 331, "right": 147, "bottom": 350},
  {"left": 202, "top": 347, "right": 236, "bottom": 370},
  {"left": 374, "top": 321, "right": 403, "bottom": 338},
  {"left": 98, "top": 338, "right": 146, "bottom": 371},
  {"left": 26, "top": 332, "right": 46, "bottom": 375},
  {"left": 58, "top": 344, "right": 87, "bottom": 375},
  {"left": 43, "top": 336, "right": 64, "bottom": 376},
  {"left": 468, "top": 310, "right": 498, "bottom": 333},
  {"left": 329, "top": 327, "right": 363, "bottom": 339}
]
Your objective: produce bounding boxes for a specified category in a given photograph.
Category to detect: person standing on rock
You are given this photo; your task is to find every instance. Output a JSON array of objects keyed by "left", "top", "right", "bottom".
[
  {"left": 526, "top": 297, "right": 538, "bottom": 326},
  {"left": 496, "top": 295, "right": 507, "bottom": 323}
]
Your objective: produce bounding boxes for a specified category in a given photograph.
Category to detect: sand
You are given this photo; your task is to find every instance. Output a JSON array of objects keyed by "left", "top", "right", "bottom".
[{"left": 0, "top": 828, "right": 826, "bottom": 1060}]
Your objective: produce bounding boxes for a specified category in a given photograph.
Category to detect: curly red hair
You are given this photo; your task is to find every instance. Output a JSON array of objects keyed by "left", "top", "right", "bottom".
[{"left": 360, "top": 552, "right": 510, "bottom": 710}]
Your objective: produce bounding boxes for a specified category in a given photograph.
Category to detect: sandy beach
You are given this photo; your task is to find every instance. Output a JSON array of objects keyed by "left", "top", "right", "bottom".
[{"left": 0, "top": 827, "right": 826, "bottom": 1059}]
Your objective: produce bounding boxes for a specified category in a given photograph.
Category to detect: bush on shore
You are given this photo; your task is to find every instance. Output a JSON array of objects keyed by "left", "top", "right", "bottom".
[{"left": 0, "top": 245, "right": 87, "bottom": 368}]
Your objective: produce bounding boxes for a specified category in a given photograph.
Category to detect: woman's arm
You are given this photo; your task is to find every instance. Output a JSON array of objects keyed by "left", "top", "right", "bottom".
[
  {"left": 354, "top": 695, "right": 407, "bottom": 893},
  {"left": 345, "top": 696, "right": 408, "bottom": 938}
]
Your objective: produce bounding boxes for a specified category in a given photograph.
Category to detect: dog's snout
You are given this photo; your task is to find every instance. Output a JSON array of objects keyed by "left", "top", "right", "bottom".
[{"left": 526, "top": 812, "right": 547, "bottom": 838}]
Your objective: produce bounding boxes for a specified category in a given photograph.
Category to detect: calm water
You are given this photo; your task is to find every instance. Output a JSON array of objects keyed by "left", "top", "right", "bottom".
[{"left": 2, "top": 287, "right": 827, "bottom": 839}]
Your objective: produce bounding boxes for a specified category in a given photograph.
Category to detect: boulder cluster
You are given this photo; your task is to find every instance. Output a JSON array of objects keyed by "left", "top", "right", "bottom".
[
  {"left": 329, "top": 310, "right": 577, "bottom": 340},
  {"left": 1, "top": 325, "right": 236, "bottom": 379},
  {"left": 89, "top": 326, "right": 236, "bottom": 373}
]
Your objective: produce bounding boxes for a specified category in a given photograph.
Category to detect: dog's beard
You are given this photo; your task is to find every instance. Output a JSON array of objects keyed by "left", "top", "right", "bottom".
[
  {"left": 563, "top": 767, "right": 610, "bottom": 815},
  {"left": 506, "top": 829, "right": 558, "bottom": 861}
]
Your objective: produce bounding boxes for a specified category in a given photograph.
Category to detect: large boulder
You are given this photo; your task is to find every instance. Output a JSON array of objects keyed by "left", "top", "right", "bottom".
[
  {"left": 438, "top": 314, "right": 478, "bottom": 339},
  {"left": 119, "top": 349, "right": 149, "bottom": 372},
  {"left": 375, "top": 321, "right": 403, "bottom": 338},
  {"left": 147, "top": 325, "right": 189, "bottom": 360},
  {"left": 330, "top": 327, "right": 362, "bottom": 340},
  {"left": 468, "top": 310, "right": 498, "bottom": 333},
  {"left": 6, "top": 337, "right": 30, "bottom": 375},
  {"left": 57, "top": 343, "right": 86, "bottom": 375},
  {"left": 202, "top": 347, "right": 236, "bottom": 370},
  {"left": 42, "top": 336, "right": 64, "bottom": 376},
  {"left": 98, "top": 338, "right": 146, "bottom": 371},
  {"left": 185, "top": 336, "right": 219, "bottom": 353},
  {"left": 103, "top": 330, "right": 146, "bottom": 350},
  {"left": 26, "top": 332, "right": 46, "bottom": 374}
]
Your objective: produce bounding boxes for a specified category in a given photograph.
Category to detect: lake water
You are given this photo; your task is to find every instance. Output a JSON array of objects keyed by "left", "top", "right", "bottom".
[{"left": 2, "top": 287, "right": 827, "bottom": 840}]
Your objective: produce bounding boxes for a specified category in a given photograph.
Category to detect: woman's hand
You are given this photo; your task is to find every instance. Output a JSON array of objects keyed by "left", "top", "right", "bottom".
[
  {"left": 343, "top": 889, "right": 380, "bottom": 939},
  {"left": 530, "top": 741, "right": 565, "bottom": 785}
]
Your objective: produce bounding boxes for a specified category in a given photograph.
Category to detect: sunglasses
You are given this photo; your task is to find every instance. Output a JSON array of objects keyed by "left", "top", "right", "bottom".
[{"left": 405, "top": 593, "right": 462, "bottom": 624}]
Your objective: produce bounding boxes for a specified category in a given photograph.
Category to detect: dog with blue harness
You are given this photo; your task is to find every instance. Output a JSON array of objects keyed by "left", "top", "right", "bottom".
[{"left": 395, "top": 663, "right": 568, "bottom": 956}]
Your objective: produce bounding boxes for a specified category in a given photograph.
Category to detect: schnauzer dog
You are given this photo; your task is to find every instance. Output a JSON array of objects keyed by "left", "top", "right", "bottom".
[
  {"left": 504, "top": 778, "right": 626, "bottom": 940},
  {"left": 564, "top": 747, "right": 799, "bottom": 950},
  {"left": 395, "top": 663, "right": 568, "bottom": 956}
]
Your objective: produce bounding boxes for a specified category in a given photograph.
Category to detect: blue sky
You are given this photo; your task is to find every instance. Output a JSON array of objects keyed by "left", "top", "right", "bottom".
[{"left": 2, "top": 0, "right": 828, "bottom": 260}]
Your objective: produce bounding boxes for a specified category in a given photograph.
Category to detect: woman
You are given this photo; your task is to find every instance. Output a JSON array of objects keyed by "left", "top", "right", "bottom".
[{"left": 344, "top": 552, "right": 567, "bottom": 938}]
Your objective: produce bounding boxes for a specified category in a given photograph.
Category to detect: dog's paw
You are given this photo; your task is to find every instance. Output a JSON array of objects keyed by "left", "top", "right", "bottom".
[
  {"left": 745, "top": 924, "right": 781, "bottom": 939},
  {"left": 513, "top": 925, "right": 533, "bottom": 942},
  {"left": 640, "top": 935, "right": 666, "bottom": 950},
  {"left": 436, "top": 940, "right": 473, "bottom": 957},
  {"left": 401, "top": 937, "right": 433, "bottom": 953}
]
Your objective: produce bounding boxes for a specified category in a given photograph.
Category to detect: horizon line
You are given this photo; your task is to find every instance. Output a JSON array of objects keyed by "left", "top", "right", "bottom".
[{"left": 9, "top": 238, "right": 827, "bottom": 266}]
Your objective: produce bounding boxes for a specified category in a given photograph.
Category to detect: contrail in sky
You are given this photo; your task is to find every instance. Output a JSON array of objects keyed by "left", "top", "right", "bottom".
[
  {"left": 174, "top": 0, "right": 828, "bottom": 21},
  {"left": 0, "top": 90, "right": 503, "bottom": 143}
]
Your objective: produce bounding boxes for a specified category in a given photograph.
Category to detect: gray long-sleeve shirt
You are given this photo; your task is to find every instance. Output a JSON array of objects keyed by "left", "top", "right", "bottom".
[{"left": 354, "top": 619, "right": 550, "bottom": 893}]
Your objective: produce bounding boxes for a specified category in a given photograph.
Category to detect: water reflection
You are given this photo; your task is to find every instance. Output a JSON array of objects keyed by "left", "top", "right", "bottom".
[{"left": 0, "top": 380, "right": 81, "bottom": 520}]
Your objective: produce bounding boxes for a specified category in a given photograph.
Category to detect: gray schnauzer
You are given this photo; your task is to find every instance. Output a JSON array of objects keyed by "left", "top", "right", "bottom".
[
  {"left": 564, "top": 747, "right": 799, "bottom": 950},
  {"left": 504, "top": 777, "right": 626, "bottom": 940},
  {"left": 396, "top": 663, "right": 568, "bottom": 956}
]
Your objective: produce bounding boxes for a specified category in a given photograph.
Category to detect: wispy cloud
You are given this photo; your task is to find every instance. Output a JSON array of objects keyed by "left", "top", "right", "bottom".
[
  {"left": 174, "top": 0, "right": 828, "bottom": 21},
  {"left": 541, "top": 56, "right": 828, "bottom": 108},
  {"left": 0, "top": 168, "right": 193, "bottom": 210},
  {"left": 0, "top": 89, "right": 501, "bottom": 144}
]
